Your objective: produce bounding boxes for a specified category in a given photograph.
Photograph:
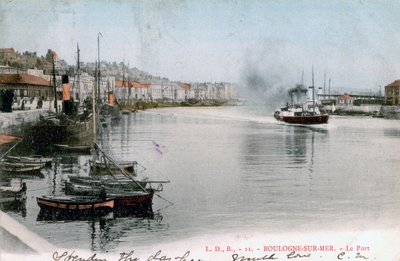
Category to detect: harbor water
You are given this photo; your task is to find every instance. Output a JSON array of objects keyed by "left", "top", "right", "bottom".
[{"left": 2, "top": 106, "right": 400, "bottom": 253}]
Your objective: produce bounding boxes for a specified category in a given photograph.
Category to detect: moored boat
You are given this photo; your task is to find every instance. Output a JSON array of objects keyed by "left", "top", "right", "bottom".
[
  {"left": 36, "top": 195, "right": 114, "bottom": 215},
  {"left": 4, "top": 155, "right": 53, "bottom": 166},
  {"left": 110, "top": 190, "right": 153, "bottom": 210},
  {"left": 89, "top": 159, "right": 137, "bottom": 176},
  {"left": 0, "top": 161, "right": 45, "bottom": 173},
  {"left": 54, "top": 144, "right": 92, "bottom": 153},
  {"left": 65, "top": 175, "right": 149, "bottom": 195}
]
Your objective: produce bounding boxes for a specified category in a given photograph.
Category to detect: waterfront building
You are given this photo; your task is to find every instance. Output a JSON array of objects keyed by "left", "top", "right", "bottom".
[
  {"left": 337, "top": 93, "right": 354, "bottom": 106},
  {"left": 385, "top": 80, "right": 400, "bottom": 105},
  {"left": 175, "top": 83, "right": 191, "bottom": 101},
  {"left": 115, "top": 80, "right": 150, "bottom": 103},
  {"left": 0, "top": 73, "right": 52, "bottom": 112}
]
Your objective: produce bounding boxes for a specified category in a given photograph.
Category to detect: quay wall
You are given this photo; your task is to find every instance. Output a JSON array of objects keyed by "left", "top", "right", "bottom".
[
  {"left": 0, "top": 101, "right": 53, "bottom": 134},
  {"left": 326, "top": 105, "right": 381, "bottom": 115}
]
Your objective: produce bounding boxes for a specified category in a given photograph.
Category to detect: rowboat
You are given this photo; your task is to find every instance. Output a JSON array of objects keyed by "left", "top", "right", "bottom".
[
  {"left": 36, "top": 195, "right": 114, "bottom": 215},
  {"left": 54, "top": 144, "right": 92, "bottom": 153},
  {"left": 89, "top": 159, "right": 136, "bottom": 176},
  {"left": 4, "top": 155, "right": 53, "bottom": 166},
  {"left": 109, "top": 191, "right": 154, "bottom": 210},
  {"left": 0, "top": 161, "right": 45, "bottom": 173},
  {"left": 65, "top": 176, "right": 149, "bottom": 195}
]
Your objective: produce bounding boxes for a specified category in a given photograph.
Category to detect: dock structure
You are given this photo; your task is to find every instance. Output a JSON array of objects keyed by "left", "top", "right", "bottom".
[{"left": 0, "top": 210, "right": 56, "bottom": 253}]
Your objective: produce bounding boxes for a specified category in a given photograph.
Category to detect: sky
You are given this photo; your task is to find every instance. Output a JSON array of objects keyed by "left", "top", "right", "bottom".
[{"left": 1, "top": 0, "right": 400, "bottom": 91}]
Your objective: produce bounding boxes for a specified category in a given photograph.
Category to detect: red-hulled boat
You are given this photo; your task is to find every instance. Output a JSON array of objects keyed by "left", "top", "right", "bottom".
[
  {"left": 274, "top": 77, "right": 329, "bottom": 125},
  {"left": 36, "top": 195, "right": 114, "bottom": 215}
]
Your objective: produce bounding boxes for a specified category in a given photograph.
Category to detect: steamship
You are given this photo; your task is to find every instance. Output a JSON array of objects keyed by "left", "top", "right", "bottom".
[
  {"left": 274, "top": 83, "right": 329, "bottom": 125},
  {"left": 29, "top": 75, "right": 94, "bottom": 148}
]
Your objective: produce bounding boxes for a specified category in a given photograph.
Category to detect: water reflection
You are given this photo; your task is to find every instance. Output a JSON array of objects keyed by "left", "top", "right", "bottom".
[
  {"left": 0, "top": 178, "right": 27, "bottom": 217},
  {"left": 285, "top": 127, "right": 308, "bottom": 166},
  {"left": 384, "top": 128, "right": 400, "bottom": 138},
  {"left": 36, "top": 208, "right": 164, "bottom": 252}
]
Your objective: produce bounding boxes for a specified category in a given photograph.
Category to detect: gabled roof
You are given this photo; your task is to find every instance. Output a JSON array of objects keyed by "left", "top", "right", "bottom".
[
  {"left": 0, "top": 73, "right": 50, "bottom": 87},
  {"left": 338, "top": 93, "right": 352, "bottom": 99},
  {"left": 385, "top": 80, "right": 400, "bottom": 88}
]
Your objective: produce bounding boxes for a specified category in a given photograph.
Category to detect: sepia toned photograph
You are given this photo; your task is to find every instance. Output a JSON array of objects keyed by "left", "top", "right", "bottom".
[{"left": 0, "top": 1, "right": 399, "bottom": 260}]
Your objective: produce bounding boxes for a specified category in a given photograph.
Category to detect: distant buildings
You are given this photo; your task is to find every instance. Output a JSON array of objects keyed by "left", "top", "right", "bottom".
[
  {"left": 0, "top": 65, "right": 237, "bottom": 111},
  {"left": 0, "top": 48, "right": 17, "bottom": 60}
]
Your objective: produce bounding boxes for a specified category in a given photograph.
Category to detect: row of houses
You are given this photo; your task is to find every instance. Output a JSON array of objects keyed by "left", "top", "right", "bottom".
[{"left": 0, "top": 66, "right": 237, "bottom": 112}]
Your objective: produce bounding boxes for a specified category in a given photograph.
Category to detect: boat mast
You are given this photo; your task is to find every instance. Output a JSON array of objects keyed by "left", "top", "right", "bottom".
[
  {"left": 52, "top": 51, "right": 58, "bottom": 113},
  {"left": 328, "top": 78, "right": 331, "bottom": 98},
  {"left": 312, "top": 66, "right": 315, "bottom": 114},
  {"left": 97, "top": 33, "right": 102, "bottom": 104},
  {"left": 76, "top": 43, "right": 81, "bottom": 104}
]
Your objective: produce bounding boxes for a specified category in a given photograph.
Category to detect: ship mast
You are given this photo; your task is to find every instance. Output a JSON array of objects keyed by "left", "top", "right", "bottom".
[
  {"left": 51, "top": 51, "right": 58, "bottom": 113},
  {"left": 76, "top": 43, "right": 81, "bottom": 104},
  {"left": 312, "top": 66, "right": 315, "bottom": 115}
]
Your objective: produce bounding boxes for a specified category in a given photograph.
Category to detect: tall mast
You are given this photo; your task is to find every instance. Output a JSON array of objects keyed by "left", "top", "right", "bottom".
[
  {"left": 76, "top": 43, "right": 81, "bottom": 103},
  {"left": 323, "top": 72, "right": 326, "bottom": 96},
  {"left": 127, "top": 61, "right": 130, "bottom": 104},
  {"left": 97, "top": 33, "right": 102, "bottom": 103},
  {"left": 312, "top": 66, "right": 315, "bottom": 114},
  {"left": 52, "top": 51, "right": 58, "bottom": 113},
  {"left": 329, "top": 78, "right": 331, "bottom": 98},
  {"left": 301, "top": 69, "right": 304, "bottom": 85}
]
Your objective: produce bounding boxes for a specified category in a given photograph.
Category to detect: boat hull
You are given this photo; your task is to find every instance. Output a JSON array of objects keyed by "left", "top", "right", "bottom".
[
  {"left": 36, "top": 196, "right": 114, "bottom": 216},
  {"left": 29, "top": 115, "right": 94, "bottom": 146},
  {"left": 0, "top": 162, "right": 45, "bottom": 173},
  {"left": 280, "top": 114, "right": 329, "bottom": 124},
  {"left": 110, "top": 191, "right": 154, "bottom": 211},
  {"left": 64, "top": 179, "right": 148, "bottom": 196}
]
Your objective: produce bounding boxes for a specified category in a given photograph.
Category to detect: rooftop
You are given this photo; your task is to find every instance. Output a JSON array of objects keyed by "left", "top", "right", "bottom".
[{"left": 0, "top": 73, "right": 50, "bottom": 87}]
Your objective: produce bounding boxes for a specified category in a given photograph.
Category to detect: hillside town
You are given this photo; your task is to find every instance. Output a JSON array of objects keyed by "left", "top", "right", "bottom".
[{"left": 0, "top": 48, "right": 237, "bottom": 114}]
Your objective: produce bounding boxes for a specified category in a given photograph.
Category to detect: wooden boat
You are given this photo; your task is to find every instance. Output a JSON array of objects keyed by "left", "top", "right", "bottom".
[
  {"left": 54, "top": 144, "right": 91, "bottom": 153},
  {"left": 0, "top": 161, "right": 45, "bottom": 173},
  {"left": 36, "top": 195, "right": 114, "bottom": 215},
  {"left": 65, "top": 176, "right": 149, "bottom": 195},
  {"left": 109, "top": 191, "right": 153, "bottom": 210},
  {"left": 64, "top": 182, "right": 153, "bottom": 210},
  {"left": 89, "top": 159, "right": 136, "bottom": 176},
  {"left": 4, "top": 155, "right": 53, "bottom": 166}
]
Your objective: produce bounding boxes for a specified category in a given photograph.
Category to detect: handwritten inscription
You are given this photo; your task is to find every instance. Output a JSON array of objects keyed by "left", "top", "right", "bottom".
[
  {"left": 337, "top": 252, "right": 369, "bottom": 260},
  {"left": 53, "top": 250, "right": 202, "bottom": 261},
  {"left": 53, "top": 251, "right": 107, "bottom": 261},
  {"left": 232, "top": 253, "right": 278, "bottom": 261}
]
